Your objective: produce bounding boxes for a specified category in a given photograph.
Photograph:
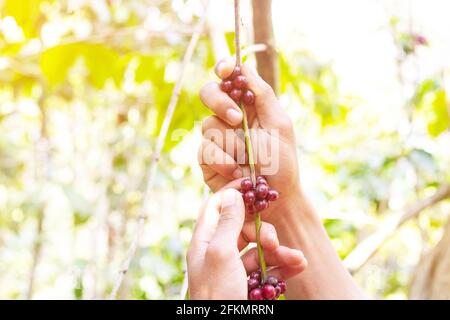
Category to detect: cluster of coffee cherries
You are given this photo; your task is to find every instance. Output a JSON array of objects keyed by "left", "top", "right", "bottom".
[
  {"left": 240, "top": 176, "right": 279, "bottom": 214},
  {"left": 248, "top": 271, "right": 286, "bottom": 300},
  {"left": 220, "top": 66, "right": 255, "bottom": 106}
]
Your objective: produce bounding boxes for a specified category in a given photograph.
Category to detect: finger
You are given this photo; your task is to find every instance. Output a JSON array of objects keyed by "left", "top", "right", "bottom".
[
  {"left": 198, "top": 139, "right": 243, "bottom": 180},
  {"left": 200, "top": 82, "right": 242, "bottom": 126},
  {"left": 202, "top": 115, "right": 247, "bottom": 162},
  {"left": 238, "top": 221, "right": 279, "bottom": 252},
  {"left": 264, "top": 263, "right": 308, "bottom": 281},
  {"left": 215, "top": 56, "right": 236, "bottom": 79},
  {"left": 200, "top": 165, "right": 232, "bottom": 193},
  {"left": 241, "top": 63, "right": 293, "bottom": 133},
  {"left": 241, "top": 63, "right": 280, "bottom": 113},
  {"left": 241, "top": 246, "right": 307, "bottom": 278},
  {"left": 188, "top": 194, "right": 222, "bottom": 259},
  {"left": 207, "top": 189, "right": 245, "bottom": 256}
]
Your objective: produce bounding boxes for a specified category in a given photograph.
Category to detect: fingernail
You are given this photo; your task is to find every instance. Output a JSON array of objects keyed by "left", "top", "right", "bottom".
[
  {"left": 226, "top": 109, "right": 242, "bottom": 125},
  {"left": 232, "top": 168, "right": 243, "bottom": 179},
  {"left": 295, "top": 249, "right": 304, "bottom": 258},
  {"left": 215, "top": 60, "right": 225, "bottom": 75},
  {"left": 269, "top": 231, "right": 278, "bottom": 245},
  {"left": 216, "top": 57, "right": 235, "bottom": 77},
  {"left": 222, "top": 189, "right": 237, "bottom": 208}
]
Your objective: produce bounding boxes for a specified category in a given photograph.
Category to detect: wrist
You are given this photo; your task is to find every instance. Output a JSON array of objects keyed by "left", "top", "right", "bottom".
[{"left": 267, "top": 188, "right": 323, "bottom": 247}]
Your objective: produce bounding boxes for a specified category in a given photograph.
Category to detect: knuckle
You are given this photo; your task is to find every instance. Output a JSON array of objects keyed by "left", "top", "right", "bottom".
[
  {"left": 264, "top": 222, "right": 276, "bottom": 235},
  {"left": 199, "top": 140, "right": 215, "bottom": 165},
  {"left": 278, "top": 114, "right": 294, "bottom": 131},
  {"left": 201, "top": 116, "right": 220, "bottom": 135},
  {"left": 205, "top": 242, "right": 230, "bottom": 262},
  {"left": 218, "top": 212, "right": 237, "bottom": 225},
  {"left": 259, "top": 82, "right": 276, "bottom": 98}
]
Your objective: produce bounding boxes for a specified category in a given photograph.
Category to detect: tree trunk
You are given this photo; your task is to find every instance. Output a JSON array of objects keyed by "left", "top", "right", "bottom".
[
  {"left": 251, "top": 0, "right": 279, "bottom": 95},
  {"left": 409, "top": 218, "right": 450, "bottom": 299}
]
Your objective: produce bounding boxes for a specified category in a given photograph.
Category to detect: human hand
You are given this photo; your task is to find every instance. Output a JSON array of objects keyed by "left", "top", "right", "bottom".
[
  {"left": 198, "top": 57, "right": 302, "bottom": 224},
  {"left": 187, "top": 188, "right": 307, "bottom": 300}
]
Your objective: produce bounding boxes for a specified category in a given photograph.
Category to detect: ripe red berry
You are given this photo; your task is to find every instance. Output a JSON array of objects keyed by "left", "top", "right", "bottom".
[
  {"left": 265, "top": 275, "right": 278, "bottom": 286},
  {"left": 275, "top": 286, "right": 281, "bottom": 299},
  {"left": 242, "top": 90, "right": 255, "bottom": 106},
  {"left": 262, "top": 284, "right": 276, "bottom": 300},
  {"left": 249, "top": 288, "right": 264, "bottom": 300},
  {"left": 243, "top": 191, "right": 256, "bottom": 205},
  {"left": 229, "top": 89, "right": 243, "bottom": 103},
  {"left": 255, "top": 184, "right": 269, "bottom": 200},
  {"left": 240, "top": 178, "right": 253, "bottom": 192},
  {"left": 278, "top": 280, "right": 286, "bottom": 294},
  {"left": 250, "top": 271, "right": 261, "bottom": 281},
  {"left": 233, "top": 75, "right": 248, "bottom": 89},
  {"left": 248, "top": 278, "right": 259, "bottom": 291},
  {"left": 266, "top": 189, "right": 279, "bottom": 201},
  {"left": 256, "top": 176, "right": 268, "bottom": 185},
  {"left": 254, "top": 199, "right": 268, "bottom": 212},
  {"left": 415, "top": 34, "right": 427, "bottom": 45},
  {"left": 220, "top": 80, "right": 233, "bottom": 93},
  {"left": 228, "top": 66, "right": 241, "bottom": 80}
]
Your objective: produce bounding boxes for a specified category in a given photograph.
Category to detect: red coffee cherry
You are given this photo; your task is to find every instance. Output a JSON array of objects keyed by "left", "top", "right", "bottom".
[
  {"left": 243, "top": 191, "right": 256, "bottom": 205},
  {"left": 248, "top": 278, "right": 260, "bottom": 291},
  {"left": 247, "top": 272, "right": 287, "bottom": 300},
  {"left": 220, "top": 80, "right": 233, "bottom": 93},
  {"left": 255, "top": 184, "right": 269, "bottom": 200},
  {"left": 233, "top": 75, "right": 248, "bottom": 90},
  {"left": 242, "top": 90, "right": 255, "bottom": 106},
  {"left": 229, "top": 89, "right": 243, "bottom": 103},
  {"left": 240, "top": 178, "right": 253, "bottom": 192},
  {"left": 228, "top": 66, "right": 242, "bottom": 80},
  {"left": 248, "top": 288, "right": 264, "bottom": 300},
  {"left": 262, "top": 284, "right": 276, "bottom": 300},
  {"left": 266, "top": 189, "right": 279, "bottom": 202}
]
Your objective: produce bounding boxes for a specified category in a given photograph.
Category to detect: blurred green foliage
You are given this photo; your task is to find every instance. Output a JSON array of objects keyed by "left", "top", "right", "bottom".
[{"left": 0, "top": 0, "right": 449, "bottom": 300}]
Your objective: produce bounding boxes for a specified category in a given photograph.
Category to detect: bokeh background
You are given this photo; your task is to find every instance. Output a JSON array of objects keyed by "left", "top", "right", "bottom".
[{"left": 0, "top": 0, "right": 449, "bottom": 299}]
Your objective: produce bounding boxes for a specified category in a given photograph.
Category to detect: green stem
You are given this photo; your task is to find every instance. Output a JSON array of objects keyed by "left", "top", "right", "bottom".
[
  {"left": 255, "top": 212, "right": 267, "bottom": 281},
  {"left": 235, "top": 0, "right": 266, "bottom": 282},
  {"left": 240, "top": 105, "right": 267, "bottom": 282}
]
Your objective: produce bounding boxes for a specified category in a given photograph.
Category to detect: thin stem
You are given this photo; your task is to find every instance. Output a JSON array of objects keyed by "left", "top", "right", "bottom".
[
  {"left": 241, "top": 107, "right": 256, "bottom": 185},
  {"left": 234, "top": 0, "right": 267, "bottom": 282},
  {"left": 234, "top": 0, "right": 241, "bottom": 67},
  {"left": 241, "top": 106, "right": 266, "bottom": 281},
  {"left": 255, "top": 213, "right": 267, "bottom": 280},
  {"left": 109, "top": 1, "right": 210, "bottom": 299}
]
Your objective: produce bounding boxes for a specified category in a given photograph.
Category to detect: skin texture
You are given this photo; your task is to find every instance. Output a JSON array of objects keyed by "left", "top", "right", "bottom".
[
  {"left": 197, "top": 58, "right": 367, "bottom": 299},
  {"left": 199, "top": 57, "right": 301, "bottom": 223},
  {"left": 187, "top": 188, "right": 307, "bottom": 300}
]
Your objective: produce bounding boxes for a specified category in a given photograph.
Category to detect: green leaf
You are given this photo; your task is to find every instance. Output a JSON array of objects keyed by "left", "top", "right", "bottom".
[
  {"left": 413, "top": 79, "right": 439, "bottom": 107},
  {"left": 40, "top": 44, "right": 80, "bottom": 86},
  {"left": 83, "top": 44, "right": 120, "bottom": 89},
  {"left": 112, "top": 54, "right": 133, "bottom": 87},
  {"left": 135, "top": 53, "right": 175, "bottom": 84},
  {"left": 428, "top": 90, "right": 449, "bottom": 137},
  {"left": 224, "top": 32, "right": 235, "bottom": 55},
  {"left": 155, "top": 88, "right": 210, "bottom": 153},
  {"left": 62, "top": 186, "right": 91, "bottom": 227},
  {"left": 3, "top": 0, "right": 52, "bottom": 37},
  {"left": 40, "top": 43, "right": 122, "bottom": 88},
  {"left": 279, "top": 53, "right": 304, "bottom": 99}
]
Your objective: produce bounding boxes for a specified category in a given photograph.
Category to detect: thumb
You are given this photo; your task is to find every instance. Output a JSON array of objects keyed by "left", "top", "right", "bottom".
[{"left": 212, "top": 189, "right": 245, "bottom": 246}]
